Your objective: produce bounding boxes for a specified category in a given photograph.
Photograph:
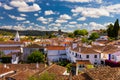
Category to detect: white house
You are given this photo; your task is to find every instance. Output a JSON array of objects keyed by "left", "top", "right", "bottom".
[
  {"left": 66, "top": 45, "right": 101, "bottom": 65},
  {"left": 100, "top": 45, "right": 120, "bottom": 63},
  {"left": 46, "top": 46, "right": 67, "bottom": 62},
  {"left": 22, "top": 44, "right": 44, "bottom": 61}
]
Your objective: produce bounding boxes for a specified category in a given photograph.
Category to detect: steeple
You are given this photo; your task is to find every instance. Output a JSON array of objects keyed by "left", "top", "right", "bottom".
[{"left": 14, "top": 31, "right": 20, "bottom": 42}]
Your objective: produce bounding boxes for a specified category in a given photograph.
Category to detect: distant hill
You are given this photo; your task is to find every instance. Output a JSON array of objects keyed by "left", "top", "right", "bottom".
[{"left": 0, "top": 29, "right": 65, "bottom": 36}]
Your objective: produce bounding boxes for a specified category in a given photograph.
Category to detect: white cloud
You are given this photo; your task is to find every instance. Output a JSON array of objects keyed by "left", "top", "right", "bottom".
[
  {"left": 48, "top": 18, "right": 53, "bottom": 22},
  {"left": 34, "top": 13, "right": 38, "bottom": 16},
  {"left": 71, "top": 4, "right": 120, "bottom": 18},
  {"left": 10, "top": 1, "right": 28, "bottom": 7},
  {"left": 42, "top": 21, "right": 48, "bottom": 24},
  {"left": 18, "top": 4, "right": 41, "bottom": 12},
  {"left": 37, "top": 17, "right": 47, "bottom": 22},
  {"left": 60, "top": 0, "right": 103, "bottom": 3},
  {"left": 65, "top": 24, "right": 75, "bottom": 28},
  {"left": 0, "top": 2, "right": 2, "bottom": 6},
  {"left": 60, "top": 0, "right": 92, "bottom": 3},
  {"left": 71, "top": 7, "right": 110, "bottom": 18},
  {"left": 96, "top": 0, "right": 102, "bottom": 4},
  {"left": 3, "top": 4, "right": 13, "bottom": 10},
  {"left": 0, "top": 17, "right": 4, "bottom": 19},
  {"left": 25, "top": 0, "right": 35, "bottom": 2},
  {"left": 46, "top": 3, "right": 50, "bottom": 6},
  {"left": 72, "top": 13, "right": 79, "bottom": 16},
  {"left": 77, "top": 17, "right": 86, "bottom": 21},
  {"left": 59, "top": 14, "right": 72, "bottom": 20},
  {"left": 49, "top": 23, "right": 61, "bottom": 27},
  {"left": 23, "top": 20, "right": 30, "bottom": 23},
  {"left": 106, "top": 4, "right": 120, "bottom": 14},
  {"left": 8, "top": 15, "right": 26, "bottom": 21},
  {"left": 45, "top": 10, "right": 55, "bottom": 15},
  {"left": 55, "top": 19, "right": 68, "bottom": 23},
  {"left": 69, "top": 21, "right": 77, "bottom": 24},
  {"left": 20, "top": 14, "right": 27, "bottom": 17}
]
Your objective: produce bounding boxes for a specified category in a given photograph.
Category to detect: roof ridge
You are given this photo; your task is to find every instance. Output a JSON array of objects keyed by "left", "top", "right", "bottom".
[{"left": 38, "top": 64, "right": 55, "bottom": 75}]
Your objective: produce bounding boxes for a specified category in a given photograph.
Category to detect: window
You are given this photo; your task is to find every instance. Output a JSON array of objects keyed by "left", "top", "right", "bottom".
[
  {"left": 80, "top": 55, "right": 81, "bottom": 58},
  {"left": 75, "top": 53, "right": 77, "bottom": 57},
  {"left": 112, "top": 55, "right": 114, "bottom": 59},
  {"left": 69, "top": 51, "right": 71, "bottom": 53},
  {"left": 86, "top": 55, "right": 89, "bottom": 58},
  {"left": 94, "top": 55, "right": 97, "bottom": 58},
  {"left": 72, "top": 52, "right": 74, "bottom": 55}
]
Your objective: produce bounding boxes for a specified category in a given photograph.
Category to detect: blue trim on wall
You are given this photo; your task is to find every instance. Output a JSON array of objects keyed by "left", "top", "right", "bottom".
[{"left": 109, "top": 54, "right": 111, "bottom": 60}]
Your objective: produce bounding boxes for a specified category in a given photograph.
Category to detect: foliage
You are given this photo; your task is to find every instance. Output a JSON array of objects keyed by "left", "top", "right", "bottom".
[
  {"left": 0, "top": 56, "right": 12, "bottom": 63},
  {"left": 0, "top": 31, "right": 13, "bottom": 36},
  {"left": 86, "top": 65, "right": 94, "bottom": 69},
  {"left": 107, "top": 19, "right": 120, "bottom": 39},
  {"left": 68, "top": 32, "right": 74, "bottom": 38},
  {"left": 66, "top": 63, "right": 72, "bottom": 72},
  {"left": 73, "top": 29, "right": 88, "bottom": 36},
  {"left": 81, "top": 37, "right": 88, "bottom": 43},
  {"left": 27, "top": 50, "right": 45, "bottom": 63},
  {"left": 49, "top": 34, "right": 56, "bottom": 38},
  {"left": 108, "top": 37, "right": 115, "bottom": 41},
  {"left": 57, "top": 60, "right": 70, "bottom": 66},
  {"left": 0, "top": 51, "right": 4, "bottom": 57},
  {"left": 107, "top": 24, "right": 114, "bottom": 37},
  {"left": 113, "top": 19, "right": 119, "bottom": 39},
  {"left": 105, "top": 60, "right": 120, "bottom": 67},
  {"left": 28, "top": 71, "right": 56, "bottom": 80},
  {"left": 88, "top": 32, "right": 99, "bottom": 41}
]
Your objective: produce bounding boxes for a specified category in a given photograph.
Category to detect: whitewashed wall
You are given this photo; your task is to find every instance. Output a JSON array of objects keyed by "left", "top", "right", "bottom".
[{"left": 47, "top": 50, "right": 66, "bottom": 62}]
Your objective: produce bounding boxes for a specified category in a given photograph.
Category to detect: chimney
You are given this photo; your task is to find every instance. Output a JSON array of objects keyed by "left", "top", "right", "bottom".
[
  {"left": 36, "top": 62, "right": 39, "bottom": 69},
  {"left": 69, "top": 71, "right": 72, "bottom": 80},
  {"left": 76, "top": 63, "right": 79, "bottom": 75},
  {"left": 79, "top": 48, "right": 81, "bottom": 52},
  {"left": 72, "top": 42, "right": 77, "bottom": 49},
  {"left": 4, "top": 64, "right": 7, "bottom": 68}
]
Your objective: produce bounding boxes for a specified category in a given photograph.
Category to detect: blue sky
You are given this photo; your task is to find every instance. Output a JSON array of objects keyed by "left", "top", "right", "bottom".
[{"left": 0, "top": 0, "right": 120, "bottom": 32}]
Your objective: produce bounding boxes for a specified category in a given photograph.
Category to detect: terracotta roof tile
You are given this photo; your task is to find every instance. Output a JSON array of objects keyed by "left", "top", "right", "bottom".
[
  {"left": 0, "top": 46, "right": 21, "bottom": 50},
  {"left": 47, "top": 46, "right": 65, "bottom": 50},
  {"left": 25, "top": 44, "right": 44, "bottom": 48}
]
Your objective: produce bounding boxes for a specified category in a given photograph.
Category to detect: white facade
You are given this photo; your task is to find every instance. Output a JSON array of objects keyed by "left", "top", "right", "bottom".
[
  {"left": 66, "top": 48, "right": 100, "bottom": 64},
  {"left": 47, "top": 50, "right": 66, "bottom": 62},
  {"left": 3, "top": 50, "right": 20, "bottom": 55}
]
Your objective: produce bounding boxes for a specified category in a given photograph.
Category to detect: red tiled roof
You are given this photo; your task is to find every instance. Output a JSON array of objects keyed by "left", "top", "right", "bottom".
[
  {"left": 0, "top": 46, "right": 21, "bottom": 50},
  {"left": 46, "top": 64, "right": 66, "bottom": 75},
  {"left": 24, "top": 44, "right": 44, "bottom": 48},
  {"left": 0, "top": 41, "right": 23, "bottom": 44},
  {"left": 76, "top": 60, "right": 91, "bottom": 65},
  {"left": 47, "top": 46, "right": 65, "bottom": 50}
]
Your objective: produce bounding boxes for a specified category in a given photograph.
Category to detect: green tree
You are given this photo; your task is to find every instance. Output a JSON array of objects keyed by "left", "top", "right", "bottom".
[
  {"left": 107, "top": 24, "right": 114, "bottom": 37},
  {"left": 28, "top": 71, "right": 55, "bottom": 80},
  {"left": 81, "top": 37, "right": 88, "bottom": 43},
  {"left": 66, "top": 63, "right": 72, "bottom": 73},
  {"left": 113, "top": 19, "right": 119, "bottom": 39},
  {"left": 107, "top": 19, "right": 120, "bottom": 39},
  {"left": 80, "top": 29, "right": 88, "bottom": 36},
  {"left": 27, "top": 50, "right": 45, "bottom": 63},
  {"left": 73, "top": 29, "right": 88, "bottom": 37},
  {"left": 68, "top": 32, "right": 74, "bottom": 38},
  {"left": 0, "top": 51, "right": 4, "bottom": 58},
  {"left": 89, "top": 32, "right": 99, "bottom": 41}
]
